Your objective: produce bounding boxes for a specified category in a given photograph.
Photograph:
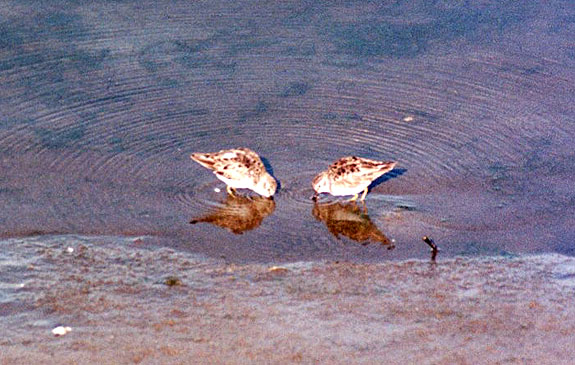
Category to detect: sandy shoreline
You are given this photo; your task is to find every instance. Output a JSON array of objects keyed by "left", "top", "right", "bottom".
[{"left": 1, "top": 235, "right": 574, "bottom": 364}]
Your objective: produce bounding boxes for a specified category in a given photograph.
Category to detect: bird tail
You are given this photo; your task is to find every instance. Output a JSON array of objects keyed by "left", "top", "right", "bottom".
[
  {"left": 190, "top": 153, "right": 216, "bottom": 169},
  {"left": 378, "top": 161, "right": 397, "bottom": 174}
]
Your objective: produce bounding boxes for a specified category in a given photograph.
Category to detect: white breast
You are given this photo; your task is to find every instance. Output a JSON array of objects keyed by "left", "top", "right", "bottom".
[
  {"left": 329, "top": 181, "right": 371, "bottom": 196},
  {"left": 215, "top": 174, "right": 253, "bottom": 190}
]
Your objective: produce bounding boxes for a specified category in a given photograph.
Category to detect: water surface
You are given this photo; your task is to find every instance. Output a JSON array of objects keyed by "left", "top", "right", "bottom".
[{"left": 1, "top": 0, "right": 574, "bottom": 261}]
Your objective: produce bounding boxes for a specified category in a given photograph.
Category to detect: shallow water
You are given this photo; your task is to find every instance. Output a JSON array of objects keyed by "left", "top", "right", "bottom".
[{"left": 1, "top": 1, "right": 574, "bottom": 261}]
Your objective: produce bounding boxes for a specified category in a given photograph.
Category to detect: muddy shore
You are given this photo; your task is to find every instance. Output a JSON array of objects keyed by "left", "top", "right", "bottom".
[{"left": 1, "top": 235, "right": 574, "bottom": 364}]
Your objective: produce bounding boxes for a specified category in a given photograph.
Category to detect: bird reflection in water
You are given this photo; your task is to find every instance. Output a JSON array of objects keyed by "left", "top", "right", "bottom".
[
  {"left": 190, "top": 195, "right": 276, "bottom": 234},
  {"left": 312, "top": 202, "right": 394, "bottom": 249}
]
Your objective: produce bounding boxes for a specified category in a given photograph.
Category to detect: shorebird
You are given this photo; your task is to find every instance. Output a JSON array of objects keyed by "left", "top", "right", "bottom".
[
  {"left": 312, "top": 156, "right": 396, "bottom": 201},
  {"left": 191, "top": 148, "right": 277, "bottom": 198}
]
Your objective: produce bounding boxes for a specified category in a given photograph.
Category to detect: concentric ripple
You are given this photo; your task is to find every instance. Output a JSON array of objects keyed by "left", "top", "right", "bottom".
[{"left": 278, "top": 171, "right": 319, "bottom": 207}]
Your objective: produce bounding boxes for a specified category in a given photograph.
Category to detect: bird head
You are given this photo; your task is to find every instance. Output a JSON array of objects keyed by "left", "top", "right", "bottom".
[
  {"left": 311, "top": 171, "right": 330, "bottom": 199},
  {"left": 254, "top": 173, "right": 277, "bottom": 198}
]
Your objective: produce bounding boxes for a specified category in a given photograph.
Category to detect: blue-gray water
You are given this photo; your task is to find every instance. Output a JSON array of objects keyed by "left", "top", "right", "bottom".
[{"left": 0, "top": 1, "right": 574, "bottom": 262}]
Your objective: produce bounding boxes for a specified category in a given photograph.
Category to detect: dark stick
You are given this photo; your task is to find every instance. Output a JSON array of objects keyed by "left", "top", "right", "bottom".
[{"left": 422, "top": 236, "right": 439, "bottom": 261}]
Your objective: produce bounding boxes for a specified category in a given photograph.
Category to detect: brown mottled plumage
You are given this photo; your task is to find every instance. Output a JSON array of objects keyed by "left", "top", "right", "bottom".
[
  {"left": 312, "top": 156, "right": 397, "bottom": 201},
  {"left": 191, "top": 148, "right": 277, "bottom": 197}
]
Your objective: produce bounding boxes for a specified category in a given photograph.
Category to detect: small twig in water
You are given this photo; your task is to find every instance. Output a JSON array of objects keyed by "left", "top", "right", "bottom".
[{"left": 422, "top": 236, "right": 439, "bottom": 261}]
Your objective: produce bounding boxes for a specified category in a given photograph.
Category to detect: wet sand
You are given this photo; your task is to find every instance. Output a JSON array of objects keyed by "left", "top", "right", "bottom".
[{"left": 1, "top": 235, "right": 574, "bottom": 364}]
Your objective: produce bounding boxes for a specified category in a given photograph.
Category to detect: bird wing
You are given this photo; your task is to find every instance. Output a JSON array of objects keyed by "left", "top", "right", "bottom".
[
  {"left": 211, "top": 149, "right": 264, "bottom": 182},
  {"left": 329, "top": 157, "right": 395, "bottom": 184}
]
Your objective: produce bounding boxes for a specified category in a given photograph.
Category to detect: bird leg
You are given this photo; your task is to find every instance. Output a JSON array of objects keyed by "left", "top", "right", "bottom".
[
  {"left": 226, "top": 186, "right": 237, "bottom": 196},
  {"left": 360, "top": 187, "right": 369, "bottom": 201},
  {"left": 348, "top": 194, "right": 359, "bottom": 202},
  {"left": 360, "top": 200, "right": 368, "bottom": 214}
]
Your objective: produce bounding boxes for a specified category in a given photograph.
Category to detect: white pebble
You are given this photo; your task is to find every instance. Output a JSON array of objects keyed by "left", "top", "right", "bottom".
[
  {"left": 52, "top": 326, "right": 72, "bottom": 336},
  {"left": 66, "top": 247, "right": 74, "bottom": 253},
  {"left": 214, "top": 187, "right": 221, "bottom": 193}
]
